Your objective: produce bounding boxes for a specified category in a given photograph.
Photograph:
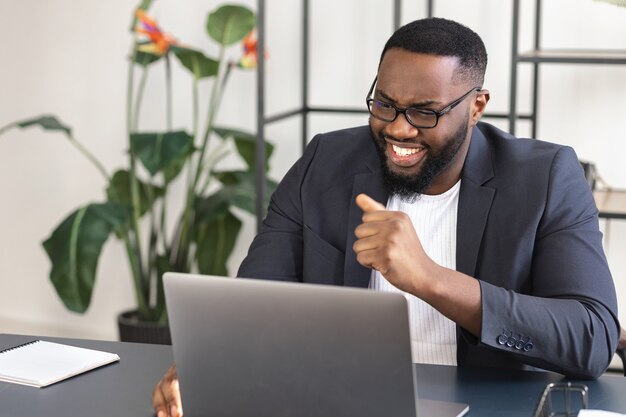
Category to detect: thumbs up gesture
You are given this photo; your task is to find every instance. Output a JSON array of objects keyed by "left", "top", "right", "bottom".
[
  {"left": 353, "top": 193, "right": 436, "bottom": 296},
  {"left": 353, "top": 193, "right": 483, "bottom": 336}
]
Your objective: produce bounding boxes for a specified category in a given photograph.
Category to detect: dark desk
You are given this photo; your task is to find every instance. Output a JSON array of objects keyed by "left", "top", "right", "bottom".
[
  {"left": 1, "top": 333, "right": 625, "bottom": 417},
  {"left": 0, "top": 334, "right": 172, "bottom": 417}
]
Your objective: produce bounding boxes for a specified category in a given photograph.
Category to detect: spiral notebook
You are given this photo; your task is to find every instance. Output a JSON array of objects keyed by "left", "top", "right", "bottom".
[{"left": 0, "top": 339, "right": 120, "bottom": 388}]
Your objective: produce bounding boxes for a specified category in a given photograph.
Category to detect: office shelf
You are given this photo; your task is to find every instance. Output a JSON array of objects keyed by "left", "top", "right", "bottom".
[
  {"left": 517, "top": 49, "right": 626, "bottom": 64},
  {"left": 252, "top": 0, "right": 406, "bottom": 230},
  {"left": 509, "top": 0, "right": 626, "bottom": 136},
  {"left": 252, "top": 0, "right": 626, "bottom": 227}
]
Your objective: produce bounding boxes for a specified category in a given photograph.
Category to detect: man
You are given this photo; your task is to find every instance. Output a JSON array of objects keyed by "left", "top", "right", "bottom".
[{"left": 153, "top": 17, "right": 620, "bottom": 417}]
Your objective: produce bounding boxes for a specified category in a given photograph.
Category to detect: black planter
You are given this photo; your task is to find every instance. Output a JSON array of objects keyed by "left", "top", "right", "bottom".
[{"left": 117, "top": 310, "right": 171, "bottom": 345}]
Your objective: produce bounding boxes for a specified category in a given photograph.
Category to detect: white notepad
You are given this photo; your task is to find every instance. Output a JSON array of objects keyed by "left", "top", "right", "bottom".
[{"left": 0, "top": 340, "right": 120, "bottom": 388}]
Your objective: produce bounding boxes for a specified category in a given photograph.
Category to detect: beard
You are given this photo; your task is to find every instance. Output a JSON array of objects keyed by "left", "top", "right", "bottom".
[{"left": 371, "top": 115, "right": 469, "bottom": 201}]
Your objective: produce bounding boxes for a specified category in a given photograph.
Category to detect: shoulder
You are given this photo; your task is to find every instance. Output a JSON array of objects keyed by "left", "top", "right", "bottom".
[
  {"left": 473, "top": 122, "right": 592, "bottom": 218},
  {"left": 307, "top": 125, "right": 374, "bottom": 154},
  {"left": 475, "top": 122, "right": 582, "bottom": 181},
  {"left": 273, "top": 125, "right": 378, "bottom": 206},
  {"left": 477, "top": 122, "right": 569, "bottom": 161},
  {"left": 302, "top": 125, "right": 378, "bottom": 177}
]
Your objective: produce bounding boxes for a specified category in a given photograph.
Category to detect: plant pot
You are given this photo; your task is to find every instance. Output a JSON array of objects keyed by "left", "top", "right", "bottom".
[{"left": 117, "top": 309, "right": 171, "bottom": 345}]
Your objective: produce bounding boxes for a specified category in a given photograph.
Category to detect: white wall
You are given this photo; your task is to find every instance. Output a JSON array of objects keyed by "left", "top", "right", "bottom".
[{"left": 1, "top": 0, "right": 625, "bottom": 341}]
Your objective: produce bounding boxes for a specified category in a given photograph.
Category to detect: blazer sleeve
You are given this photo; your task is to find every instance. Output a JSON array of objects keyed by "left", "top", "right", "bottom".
[
  {"left": 237, "top": 135, "right": 322, "bottom": 281},
  {"left": 478, "top": 146, "right": 620, "bottom": 379}
]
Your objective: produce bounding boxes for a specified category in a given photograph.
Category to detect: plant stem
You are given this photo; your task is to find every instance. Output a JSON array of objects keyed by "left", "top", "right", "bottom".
[
  {"left": 168, "top": 75, "right": 199, "bottom": 271},
  {"left": 62, "top": 121, "right": 149, "bottom": 316},
  {"left": 192, "top": 75, "right": 199, "bottom": 141},
  {"left": 199, "top": 143, "right": 230, "bottom": 194},
  {"left": 132, "top": 67, "right": 149, "bottom": 132},
  {"left": 146, "top": 182, "right": 158, "bottom": 313},
  {"left": 66, "top": 133, "right": 111, "bottom": 182},
  {"left": 125, "top": 233, "right": 149, "bottom": 316},
  {"left": 166, "top": 54, "right": 173, "bottom": 132},
  {"left": 159, "top": 53, "right": 173, "bottom": 253},
  {"left": 193, "top": 46, "right": 228, "bottom": 194},
  {"left": 127, "top": 41, "right": 148, "bottom": 317},
  {"left": 195, "top": 63, "right": 234, "bottom": 192},
  {"left": 174, "top": 44, "right": 228, "bottom": 270},
  {"left": 159, "top": 194, "right": 168, "bottom": 255}
]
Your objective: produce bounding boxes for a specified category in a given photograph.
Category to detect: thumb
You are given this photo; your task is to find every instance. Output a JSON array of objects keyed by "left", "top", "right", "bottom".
[{"left": 356, "top": 193, "right": 386, "bottom": 213}]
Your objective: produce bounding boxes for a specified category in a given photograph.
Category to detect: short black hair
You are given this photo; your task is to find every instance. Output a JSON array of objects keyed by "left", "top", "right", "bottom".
[{"left": 380, "top": 17, "right": 487, "bottom": 86}]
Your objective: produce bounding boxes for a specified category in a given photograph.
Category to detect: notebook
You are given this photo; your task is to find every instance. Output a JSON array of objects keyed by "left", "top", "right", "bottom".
[
  {"left": 0, "top": 340, "right": 120, "bottom": 388},
  {"left": 164, "top": 272, "right": 469, "bottom": 417}
]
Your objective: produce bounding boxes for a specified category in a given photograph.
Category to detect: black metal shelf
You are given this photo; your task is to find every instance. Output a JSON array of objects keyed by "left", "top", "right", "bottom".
[
  {"left": 254, "top": 0, "right": 626, "bottom": 228},
  {"left": 508, "top": 0, "right": 626, "bottom": 137},
  {"left": 254, "top": 0, "right": 407, "bottom": 230},
  {"left": 517, "top": 49, "right": 626, "bottom": 64}
]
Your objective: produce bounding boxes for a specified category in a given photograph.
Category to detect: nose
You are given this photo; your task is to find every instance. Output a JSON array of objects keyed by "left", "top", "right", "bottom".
[{"left": 385, "top": 110, "right": 419, "bottom": 141}]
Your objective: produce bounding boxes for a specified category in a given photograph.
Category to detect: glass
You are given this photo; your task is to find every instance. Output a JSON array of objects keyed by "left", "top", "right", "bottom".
[{"left": 366, "top": 76, "right": 482, "bottom": 129}]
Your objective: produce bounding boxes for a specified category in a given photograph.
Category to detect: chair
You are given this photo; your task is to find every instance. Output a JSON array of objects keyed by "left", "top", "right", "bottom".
[{"left": 618, "top": 326, "right": 626, "bottom": 376}]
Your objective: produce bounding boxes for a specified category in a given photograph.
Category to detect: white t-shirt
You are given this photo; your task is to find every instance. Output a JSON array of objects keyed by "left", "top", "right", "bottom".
[{"left": 369, "top": 180, "right": 461, "bottom": 365}]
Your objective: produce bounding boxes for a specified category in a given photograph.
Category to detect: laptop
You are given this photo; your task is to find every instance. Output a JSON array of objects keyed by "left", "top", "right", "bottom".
[{"left": 164, "top": 272, "right": 469, "bottom": 417}]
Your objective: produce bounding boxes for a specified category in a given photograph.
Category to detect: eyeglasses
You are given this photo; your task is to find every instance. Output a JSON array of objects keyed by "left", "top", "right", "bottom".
[{"left": 366, "top": 76, "right": 482, "bottom": 129}]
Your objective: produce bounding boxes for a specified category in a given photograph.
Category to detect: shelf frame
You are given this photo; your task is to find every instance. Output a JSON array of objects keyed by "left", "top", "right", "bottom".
[{"left": 254, "top": 0, "right": 625, "bottom": 227}]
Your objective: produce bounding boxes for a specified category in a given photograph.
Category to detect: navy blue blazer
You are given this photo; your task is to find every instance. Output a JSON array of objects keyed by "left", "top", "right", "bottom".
[{"left": 238, "top": 122, "right": 620, "bottom": 379}]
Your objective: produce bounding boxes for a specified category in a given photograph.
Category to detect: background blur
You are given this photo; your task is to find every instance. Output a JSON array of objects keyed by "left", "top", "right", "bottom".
[{"left": 1, "top": 0, "right": 624, "bottom": 348}]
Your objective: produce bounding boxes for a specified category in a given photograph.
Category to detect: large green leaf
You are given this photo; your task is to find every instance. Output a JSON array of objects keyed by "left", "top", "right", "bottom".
[
  {"left": 172, "top": 46, "right": 219, "bottom": 79},
  {"left": 212, "top": 127, "right": 273, "bottom": 171},
  {"left": 194, "top": 210, "right": 241, "bottom": 276},
  {"left": 194, "top": 189, "right": 232, "bottom": 223},
  {"left": 195, "top": 172, "right": 277, "bottom": 219},
  {"left": 16, "top": 115, "right": 71, "bottom": 136},
  {"left": 162, "top": 152, "right": 189, "bottom": 184},
  {"left": 206, "top": 5, "right": 256, "bottom": 46},
  {"left": 42, "top": 203, "right": 132, "bottom": 313},
  {"left": 106, "top": 169, "right": 164, "bottom": 216},
  {"left": 130, "top": 130, "right": 194, "bottom": 177}
]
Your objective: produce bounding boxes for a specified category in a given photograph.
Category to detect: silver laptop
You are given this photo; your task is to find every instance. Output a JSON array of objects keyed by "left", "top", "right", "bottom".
[{"left": 164, "top": 272, "right": 469, "bottom": 417}]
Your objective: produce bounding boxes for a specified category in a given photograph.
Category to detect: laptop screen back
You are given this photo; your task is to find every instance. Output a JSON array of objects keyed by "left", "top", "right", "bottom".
[{"left": 164, "top": 273, "right": 418, "bottom": 417}]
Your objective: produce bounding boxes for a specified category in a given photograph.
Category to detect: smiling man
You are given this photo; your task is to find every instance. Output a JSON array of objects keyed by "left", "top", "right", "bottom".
[{"left": 153, "top": 17, "right": 620, "bottom": 417}]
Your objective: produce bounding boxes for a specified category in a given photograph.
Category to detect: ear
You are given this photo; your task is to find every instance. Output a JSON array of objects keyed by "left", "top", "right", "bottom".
[{"left": 469, "top": 90, "right": 490, "bottom": 127}]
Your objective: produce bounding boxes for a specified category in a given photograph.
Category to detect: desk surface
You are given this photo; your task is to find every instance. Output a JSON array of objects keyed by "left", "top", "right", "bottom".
[{"left": 1, "top": 334, "right": 625, "bottom": 417}]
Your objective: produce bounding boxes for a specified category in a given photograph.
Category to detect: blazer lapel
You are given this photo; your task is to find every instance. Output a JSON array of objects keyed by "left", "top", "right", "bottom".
[
  {"left": 457, "top": 126, "right": 496, "bottom": 277},
  {"left": 342, "top": 125, "right": 495, "bottom": 286},
  {"left": 344, "top": 149, "right": 388, "bottom": 289}
]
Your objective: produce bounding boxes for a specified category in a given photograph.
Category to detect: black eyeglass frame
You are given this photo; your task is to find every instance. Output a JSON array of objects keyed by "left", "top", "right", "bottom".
[{"left": 365, "top": 76, "right": 482, "bottom": 129}]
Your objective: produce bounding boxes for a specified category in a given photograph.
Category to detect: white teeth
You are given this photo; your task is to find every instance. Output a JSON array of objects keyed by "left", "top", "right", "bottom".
[{"left": 392, "top": 144, "right": 422, "bottom": 156}]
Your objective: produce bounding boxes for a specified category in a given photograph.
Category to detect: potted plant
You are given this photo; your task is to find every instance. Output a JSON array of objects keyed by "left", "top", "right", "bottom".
[{"left": 0, "top": 2, "right": 276, "bottom": 344}]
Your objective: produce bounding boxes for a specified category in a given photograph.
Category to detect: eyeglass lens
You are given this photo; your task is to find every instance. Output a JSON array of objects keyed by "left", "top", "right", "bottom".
[{"left": 369, "top": 100, "right": 438, "bottom": 128}]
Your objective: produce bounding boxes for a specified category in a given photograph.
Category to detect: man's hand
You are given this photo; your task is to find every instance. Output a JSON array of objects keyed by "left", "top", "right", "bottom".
[
  {"left": 353, "top": 193, "right": 438, "bottom": 295},
  {"left": 152, "top": 364, "right": 183, "bottom": 417},
  {"left": 352, "top": 193, "right": 482, "bottom": 336}
]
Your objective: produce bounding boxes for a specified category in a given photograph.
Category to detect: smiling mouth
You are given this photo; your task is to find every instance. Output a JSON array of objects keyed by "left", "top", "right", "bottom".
[
  {"left": 391, "top": 144, "right": 424, "bottom": 156},
  {"left": 385, "top": 140, "right": 427, "bottom": 168}
]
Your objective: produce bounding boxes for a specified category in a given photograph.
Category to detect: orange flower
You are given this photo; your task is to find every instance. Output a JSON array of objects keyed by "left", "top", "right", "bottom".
[
  {"left": 237, "top": 30, "right": 260, "bottom": 69},
  {"left": 135, "top": 9, "right": 177, "bottom": 55}
]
